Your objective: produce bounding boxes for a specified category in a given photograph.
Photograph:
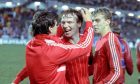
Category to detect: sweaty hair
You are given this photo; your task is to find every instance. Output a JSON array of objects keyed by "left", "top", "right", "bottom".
[
  {"left": 93, "top": 7, "right": 112, "bottom": 20},
  {"left": 61, "top": 8, "right": 83, "bottom": 23},
  {"left": 32, "top": 11, "right": 58, "bottom": 36}
]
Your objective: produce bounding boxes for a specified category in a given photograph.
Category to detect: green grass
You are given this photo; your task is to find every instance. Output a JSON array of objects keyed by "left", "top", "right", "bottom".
[
  {"left": 0, "top": 45, "right": 139, "bottom": 84},
  {"left": 0, "top": 45, "right": 28, "bottom": 84},
  {"left": 125, "top": 48, "right": 139, "bottom": 84}
]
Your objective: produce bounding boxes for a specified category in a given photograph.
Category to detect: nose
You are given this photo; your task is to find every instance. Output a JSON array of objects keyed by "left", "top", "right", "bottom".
[
  {"left": 63, "top": 22, "right": 69, "bottom": 28},
  {"left": 62, "top": 23, "right": 69, "bottom": 30},
  {"left": 93, "top": 21, "right": 97, "bottom": 26}
]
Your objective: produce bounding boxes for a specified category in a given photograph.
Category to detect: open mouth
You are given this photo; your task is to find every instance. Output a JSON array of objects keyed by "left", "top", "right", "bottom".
[
  {"left": 65, "top": 31, "right": 71, "bottom": 35},
  {"left": 64, "top": 28, "right": 71, "bottom": 34}
]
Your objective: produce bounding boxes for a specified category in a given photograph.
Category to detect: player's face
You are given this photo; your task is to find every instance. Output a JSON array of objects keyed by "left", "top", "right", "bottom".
[
  {"left": 92, "top": 14, "right": 109, "bottom": 34},
  {"left": 61, "top": 14, "right": 81, "bottom": 38}
]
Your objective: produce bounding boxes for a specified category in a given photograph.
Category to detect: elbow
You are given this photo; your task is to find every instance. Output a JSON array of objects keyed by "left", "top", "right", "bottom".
[
  {"left": 126, "top": 65, "right": 134, "bottom": 75},
  {"left": 128, "top": 67, "right": 134, "bottom": 75},
  {"left": 137, "top": 60, "right": 140, "bottom": 73},
  {"left": 137, "top": 65, "right": 140, "bottom": 73},
  {"left": 127, "top": 70, "right": 133, "bottom": 75}
]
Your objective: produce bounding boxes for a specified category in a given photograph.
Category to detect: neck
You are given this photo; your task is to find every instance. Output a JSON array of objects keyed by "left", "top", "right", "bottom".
[
  {"left": 101, "top": 26, "right": 111, "bottom": 37},
  {"left": 69, "top": 33, "right": 80, "bottom": 44}
]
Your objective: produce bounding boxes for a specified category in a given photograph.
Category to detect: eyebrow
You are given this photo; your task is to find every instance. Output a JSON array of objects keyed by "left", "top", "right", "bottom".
[{"left": 92, "top": 18, "right": 100, "bottom": 22}]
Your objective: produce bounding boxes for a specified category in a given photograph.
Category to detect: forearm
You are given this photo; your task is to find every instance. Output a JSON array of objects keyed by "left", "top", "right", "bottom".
[
  {"left": 124, "top": 52, "right": 133, "bottom": 75},
  {"left": 12, "top": 66, "right": 28, "bottom": 83}
]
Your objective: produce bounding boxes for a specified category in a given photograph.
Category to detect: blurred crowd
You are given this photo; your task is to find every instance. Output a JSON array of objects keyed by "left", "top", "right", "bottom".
[
  {"left": 0, "top": 0, "right": 139, "bottom": 46},
  {"left": 0, "top": 7, "right": 35, "bottom": 40},
  {"left": 112, "top": 15, "right": 140, "bottom": 45},
  {"left": 59, "top": 0, "right": 140, "bottom": 11}
]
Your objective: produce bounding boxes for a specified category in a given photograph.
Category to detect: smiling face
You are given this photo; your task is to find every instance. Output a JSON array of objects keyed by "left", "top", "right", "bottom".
[{"left": 61, "top": 14, "right": 81, "bottom": 38}]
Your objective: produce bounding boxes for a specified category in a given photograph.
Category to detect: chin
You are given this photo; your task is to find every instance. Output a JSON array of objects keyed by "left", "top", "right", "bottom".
[
  {"left": 65, "top": 35, "right": 72, "bottom": 38},
  {"left": 94, "top": 31, "right": 98, "bottom": 33},
  {"left": 64, "top": 34, "right": 72, "bottom": 38}
]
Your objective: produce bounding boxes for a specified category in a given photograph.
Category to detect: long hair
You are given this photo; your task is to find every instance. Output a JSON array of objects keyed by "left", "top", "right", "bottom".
[{"left": 32, "top": 11, "right": 58, "bottom": 36}]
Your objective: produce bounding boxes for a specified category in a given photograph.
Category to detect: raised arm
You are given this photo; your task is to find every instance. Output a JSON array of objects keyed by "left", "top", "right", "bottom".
[{"left": 46, "top": 8, "right": 94, "bottom": 64}]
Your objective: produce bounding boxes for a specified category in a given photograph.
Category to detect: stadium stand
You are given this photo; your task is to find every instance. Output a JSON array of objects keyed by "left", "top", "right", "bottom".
[{"left": 0, "top": 0, "right": 139, "bottom": 46}]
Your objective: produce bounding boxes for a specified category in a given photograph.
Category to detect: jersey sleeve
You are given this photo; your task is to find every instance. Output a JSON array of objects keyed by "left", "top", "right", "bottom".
[
  {"left": 12, "top": 66, "right": 28, "bottom": 84},
  {"left": 88, "top": 50, "right": 94, "bottom": 76},
  {"left": 137, "top": 43, "right": 140, "bottom": 73},
  {"left": 100, "top": 33, "right": 122, "bottom": 83},
  {"left": 88, "top": 65, "right": 93, "bottom": 76},
  {"left": 122, "top": 40, "right": 133, "bottom": 75},
  {"left": 88, "top": 49, "right": 94, "bottom": 65},
  {"left": 45, "top": 21, "right": 94, "bottom": 64}
]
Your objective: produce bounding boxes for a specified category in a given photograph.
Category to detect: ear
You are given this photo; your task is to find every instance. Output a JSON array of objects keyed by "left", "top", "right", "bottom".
[
  {"left": 49, "top": 20, "right": 57, "bottom": 32},
  {"left": 49, "top": 26, "right": 53, "bottom": 33},
  {"left": 54, "top": 20, "right": 58, "bottom": 26},
  {"left": 78, "top": 22, "right": 82, "bottom": 28}
]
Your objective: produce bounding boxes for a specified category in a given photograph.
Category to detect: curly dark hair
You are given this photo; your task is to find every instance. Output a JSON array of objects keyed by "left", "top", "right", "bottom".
[{"left": 32, "top": 11, "right": 58, "bottom": 36}]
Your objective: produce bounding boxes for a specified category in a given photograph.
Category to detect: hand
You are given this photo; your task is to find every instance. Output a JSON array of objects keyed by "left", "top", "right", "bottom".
[
  {"left": 11, "top": 83, "right": 15, "bottom": 84},
  {"left": 11, "top": 82, "right": 19, "bottom": 84},
  {"left": 80, "top": 8, "right": 92, "bottom": 21}
]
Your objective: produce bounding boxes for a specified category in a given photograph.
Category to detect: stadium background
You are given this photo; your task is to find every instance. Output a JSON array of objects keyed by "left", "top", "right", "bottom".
[{"left": 0, "top": 0, "right": 139, "bottom": 84}]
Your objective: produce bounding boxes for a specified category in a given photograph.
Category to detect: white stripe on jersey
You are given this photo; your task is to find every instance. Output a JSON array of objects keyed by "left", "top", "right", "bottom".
[
  {"left": 106, "top": 33, "right": 120, "bottom": 84},
  {"left": 57, "top": 65, "right": 66, "bottom": 72},
  {"left": 45, "top": 27, "right": 93, "bottom": 49}
]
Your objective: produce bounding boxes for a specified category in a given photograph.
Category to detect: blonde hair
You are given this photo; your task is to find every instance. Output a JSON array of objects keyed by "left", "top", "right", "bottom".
[{"left": 92, "top": 7, "right": 112, "bottom": 20}]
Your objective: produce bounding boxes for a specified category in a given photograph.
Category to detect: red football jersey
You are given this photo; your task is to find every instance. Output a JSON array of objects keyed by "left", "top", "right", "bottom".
[
  {"left": 137, "top": 42, "right": 140, "bottom": 72},
  {"left": 13, "top": 66, "right": 28, "bottom": 83},
  {"left": 56, "top": 24, "right": 64, "bottom": 37},
  {"left": 12, "top": 21, "right": 93, "bottom": 84},
  {"left": 92, "top": 32, "right": 123, "bottom": 84},
  {"left": 121, "top": 39, "right": 133, "bottom": 75},
  {"left": 116, "top": 35, "right": 133, "bottom": 83},
  {"left": 62, "top": 35, "right": 91, "bottom": 84}
]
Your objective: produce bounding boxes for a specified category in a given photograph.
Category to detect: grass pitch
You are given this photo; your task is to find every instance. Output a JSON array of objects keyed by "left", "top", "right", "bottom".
[{"left": 0, "top": 45, "right": 139, "bottom": 84}]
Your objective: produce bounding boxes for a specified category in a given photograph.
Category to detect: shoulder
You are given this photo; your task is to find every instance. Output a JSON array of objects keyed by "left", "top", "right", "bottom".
[
  {"left": 105, "top": 32, "right": 120, "bottom": 46},
  {"left": 107, "top": 32, "right": 118, "bottom": 41},
  {"left": 26, "top": 38, "right": 35, "bottom": 45}
]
